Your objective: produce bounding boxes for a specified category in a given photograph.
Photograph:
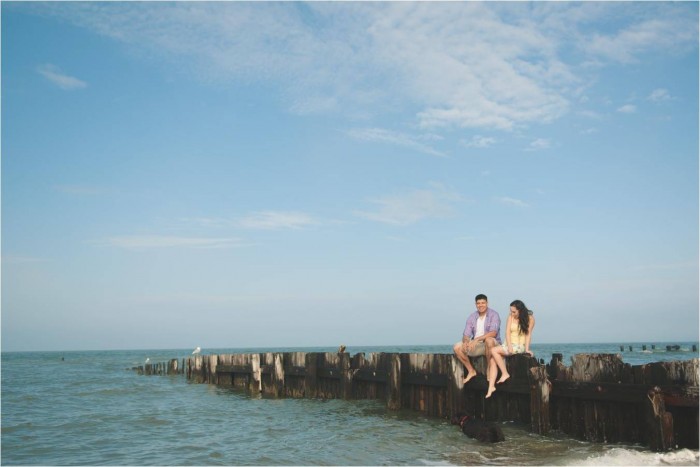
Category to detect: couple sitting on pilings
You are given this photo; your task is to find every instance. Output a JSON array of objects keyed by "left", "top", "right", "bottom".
[{"left": 453, "top": 293, "right": 535, "bottom": 398}]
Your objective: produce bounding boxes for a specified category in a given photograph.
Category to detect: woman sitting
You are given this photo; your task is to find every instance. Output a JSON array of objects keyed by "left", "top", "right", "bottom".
[{"left": 485, "top": 299, "right": 535, "bottom": 398}]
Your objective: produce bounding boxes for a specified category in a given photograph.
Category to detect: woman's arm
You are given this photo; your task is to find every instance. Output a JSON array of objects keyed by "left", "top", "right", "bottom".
[{"left": 525, "top": 315, "right": 535, "bottom": 355}]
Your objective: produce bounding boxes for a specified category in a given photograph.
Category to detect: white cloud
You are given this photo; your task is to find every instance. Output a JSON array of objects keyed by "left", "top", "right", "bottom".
[
  {"left": 526, "top": 138, "right": 551, "bottom": 151},
  {"left": 37, "top": 64, "right": 87, "bottom": 90},
  {"left": 237, "top": 211, "right": 317, "bottom": 230},
  {"left": 584, "top": 16, "right": 698, "bottom": 64},
  {"left": 104, "top": 235, "right": 247, "bottom": 249},
  {"left": 347, "top": 127, "right": 446, "bottom": 157},
  {"left": 355, "top": 183, "right": 463, "bottom": 226},
  {"left": 495, "top": 196, "right": 530, "bottom": 208},
  {"left": 648, "top": 88, "right": 671, "bottom": 102},
  {"left": 462, "top": 135, "right": 497, "bottom": 148},
  {"left": 617, "top": 104, "right": 637, "bottom": 114},
  {"left": 31, "top": 2, "right": 697, "bottom": 132}
]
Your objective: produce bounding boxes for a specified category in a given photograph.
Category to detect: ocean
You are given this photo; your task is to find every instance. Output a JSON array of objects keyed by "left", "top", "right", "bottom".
[{"left": 2, "top": 342, "right": 698, "bottom": 466}]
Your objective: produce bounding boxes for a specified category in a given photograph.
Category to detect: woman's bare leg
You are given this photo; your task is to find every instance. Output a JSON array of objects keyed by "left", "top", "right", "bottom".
[{"left": 491, "top": 348, "right": 510, "bottom": 384}]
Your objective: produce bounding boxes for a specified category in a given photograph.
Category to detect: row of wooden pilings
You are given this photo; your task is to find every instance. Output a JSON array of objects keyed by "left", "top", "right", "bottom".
[
  {"left": 136, "top": 352, "right": 699, "bottom": 452},
  {"left": 619, "top": 344, "right": 697, "bottom": 352}
]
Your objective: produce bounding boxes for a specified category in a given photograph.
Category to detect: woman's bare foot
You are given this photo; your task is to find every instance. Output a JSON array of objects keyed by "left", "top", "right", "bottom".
[
  {"left": 497, "top": 373, "right": 510, "bottom": 384},
  {"left": 463, "top": 371, "right": 477, "bottom": 384},
  {"left": 485, "top": 386, "right": 496, "bottom": 398}
]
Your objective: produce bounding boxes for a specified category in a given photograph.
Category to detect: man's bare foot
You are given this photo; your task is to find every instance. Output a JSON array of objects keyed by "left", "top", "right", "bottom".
[
  {"left": 497, "top": 373, "right": 510, "bottom": 384},
  {"left": 485, "top": 386, "right": 496, "bottom": 398},
  {"left": 463, "top": 371, "right": 477, "bottom": 384}
]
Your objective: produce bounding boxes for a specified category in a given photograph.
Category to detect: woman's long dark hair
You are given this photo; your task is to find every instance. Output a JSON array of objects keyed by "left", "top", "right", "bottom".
[{"left": 510, "top": 300, "right": 530, "bottom": 335}]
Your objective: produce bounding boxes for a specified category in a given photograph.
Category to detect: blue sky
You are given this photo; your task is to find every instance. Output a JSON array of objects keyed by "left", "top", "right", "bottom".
[{"left": 2, "top": 2, "right": 698, "bottom": 352}]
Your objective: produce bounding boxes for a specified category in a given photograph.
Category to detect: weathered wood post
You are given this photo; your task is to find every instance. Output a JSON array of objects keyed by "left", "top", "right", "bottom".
[
  {"left": 447, "top": 355, "right": 465, "bottom": 417},
  {"left": 387, "top": 353, "right": 401, "bottom": 410},
  {"left": 208, "top": 354, "right": 217, "bottom": 384},
  {"left": 250, "top": 353, "right": 261, "bottom": 394},
  {"left": 339, "top": 351, "right": 352, "bottom": 400},
  {"left": 529, "top": 365, "right": 551, "bottom": 434},
  {"left": 190, "top": 355, "right": 204, "bottom": 383},
  {"left": 645, "top": 387, "right": 674, "bottom": 451},
  {"left": 271, "top": 352, "right": 285, "bottom": 397},
  {"left": 305, "top": 352, "right": 318, "bottom": 399},
  {"left": 167, "top": 358, "right": 179, "bottom": 375}
]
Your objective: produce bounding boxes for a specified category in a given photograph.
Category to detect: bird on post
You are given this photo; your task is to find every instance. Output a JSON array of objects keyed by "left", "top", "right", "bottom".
[{"left": 192, "top": 346, "right": 201, "bottom": 355}]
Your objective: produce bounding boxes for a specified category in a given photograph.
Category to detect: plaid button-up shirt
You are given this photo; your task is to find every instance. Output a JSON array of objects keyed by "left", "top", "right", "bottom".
[{"left": 463, "top": 308, "right": 502, "bottom": 344}]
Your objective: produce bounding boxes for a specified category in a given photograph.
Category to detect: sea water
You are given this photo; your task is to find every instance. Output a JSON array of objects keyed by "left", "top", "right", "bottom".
[{"left": 2, "top": 343, "right": 698, "bottom": 466}]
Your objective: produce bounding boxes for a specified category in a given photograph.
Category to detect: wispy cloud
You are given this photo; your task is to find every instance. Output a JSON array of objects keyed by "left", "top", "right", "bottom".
[
  {"left": 176, "top": 211, "right": 319, "bottom": 231},
  {"left": 104, "top": 235, "right": 248, "bottom": 250},
  {"left": 495, "top": 196, "right": 529, "bottom": 208},
  {"left": 30, "top": 2, "right": 697, "bottom": 132},
  {"left": 37, "top": 64, "right": 87, "bottom": 90},
  {"left": 237, "top": 211, "right": 317, "bottom": 230},
  {"left": 461, "top": 135, "right": 497, "bottom": 148},
  {"left": 525, "top": 138, "right": 551, "bottom": 151},
  {"left": 584, "top": 16, "right": 698, "bottom": 64},
  {"left": 648, "top": 88, "right": 671, "bottom": 102},
  {"left": 347, "top": 127, "right": 446, "bottom": 157},
  {"left": 617, "top": 104, "right": 637, "bottom": 114},
  {"left": 355, "top": 183, "right": 463, "bottom": 226}
]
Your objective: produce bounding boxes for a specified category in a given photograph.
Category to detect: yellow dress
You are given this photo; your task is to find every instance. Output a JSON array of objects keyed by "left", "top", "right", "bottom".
[{"left": 509, "top": 319, "right": 527, "bottom": 354}]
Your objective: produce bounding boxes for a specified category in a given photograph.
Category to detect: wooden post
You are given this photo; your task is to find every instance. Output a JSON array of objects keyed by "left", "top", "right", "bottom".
[
  {"left": 305, "top": 352, "right": 318, "bottom": 399},
  {"left": 208, "top": 355, "right": 218, "bottom": 384},
  {"left": 645, "top": 387, "right": 674, "bottom": 451},
  {"left": 339, "top": 351, "right": 352, "bottom": 400},
  {"left": 250, "top": 353, "right": 261, "bottom": 394},
  {"left": 447, "top": 355, "right": 465, "bottom": 417},
  {"left": 271, "top": 352, "right": 285, "bottom": 397},
  {"left": 529, "top": 365, "right": 551, "bottom": 434},
  {"left": 386, "top": 353, "right": 401, "bottom": 410}
]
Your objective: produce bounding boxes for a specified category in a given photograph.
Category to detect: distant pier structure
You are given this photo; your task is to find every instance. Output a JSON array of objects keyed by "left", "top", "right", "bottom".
[
  {"left": 620, "top": 343, "right": 697, "bottom": 352},
  {"left": 137, "top": 350, "right": 698, "bottom": 452}
]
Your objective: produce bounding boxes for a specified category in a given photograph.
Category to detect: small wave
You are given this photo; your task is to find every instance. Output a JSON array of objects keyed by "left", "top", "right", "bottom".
[{"left": 575, "top": 447, "right": 699, "bottom": 466}]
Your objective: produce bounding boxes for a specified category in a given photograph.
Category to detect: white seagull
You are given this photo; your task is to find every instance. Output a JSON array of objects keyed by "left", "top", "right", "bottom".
[{"left": 192, "top": 346, "right": 201, "bottom": 355}]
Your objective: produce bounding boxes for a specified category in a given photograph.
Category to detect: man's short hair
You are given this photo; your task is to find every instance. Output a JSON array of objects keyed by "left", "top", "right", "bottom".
[{"left": 475, "top": 293, "right": 488, "bottom": 302}]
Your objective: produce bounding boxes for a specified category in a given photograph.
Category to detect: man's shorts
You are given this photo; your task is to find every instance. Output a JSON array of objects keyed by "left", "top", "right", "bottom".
[{"left": 467, "top": 341, "right": 486, "bottom": 357}]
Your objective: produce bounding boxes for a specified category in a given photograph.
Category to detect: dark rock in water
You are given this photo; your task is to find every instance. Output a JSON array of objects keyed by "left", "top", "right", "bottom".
[{"left": 666, "top": 345, "right": 681, "bottom": 351}]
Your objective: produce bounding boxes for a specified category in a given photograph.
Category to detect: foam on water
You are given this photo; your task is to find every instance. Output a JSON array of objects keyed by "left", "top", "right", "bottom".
[{"left": 575, "top": 448, "right": 699, "bottom": 466}]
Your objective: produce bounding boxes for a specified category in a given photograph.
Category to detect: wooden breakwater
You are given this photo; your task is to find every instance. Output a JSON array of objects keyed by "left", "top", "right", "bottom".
[{"left": 136, "top": 351, "right": 698, "bottom": 452}]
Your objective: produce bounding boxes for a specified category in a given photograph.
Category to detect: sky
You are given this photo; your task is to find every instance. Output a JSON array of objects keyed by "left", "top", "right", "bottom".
[{"left": 2, "top": 1, "right": 698, "bottom": 352}]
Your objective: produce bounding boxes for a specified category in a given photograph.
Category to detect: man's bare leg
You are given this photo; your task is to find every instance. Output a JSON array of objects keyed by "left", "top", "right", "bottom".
[{"left": 453, "top": 342, "right": 477, "bottom": 383}]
